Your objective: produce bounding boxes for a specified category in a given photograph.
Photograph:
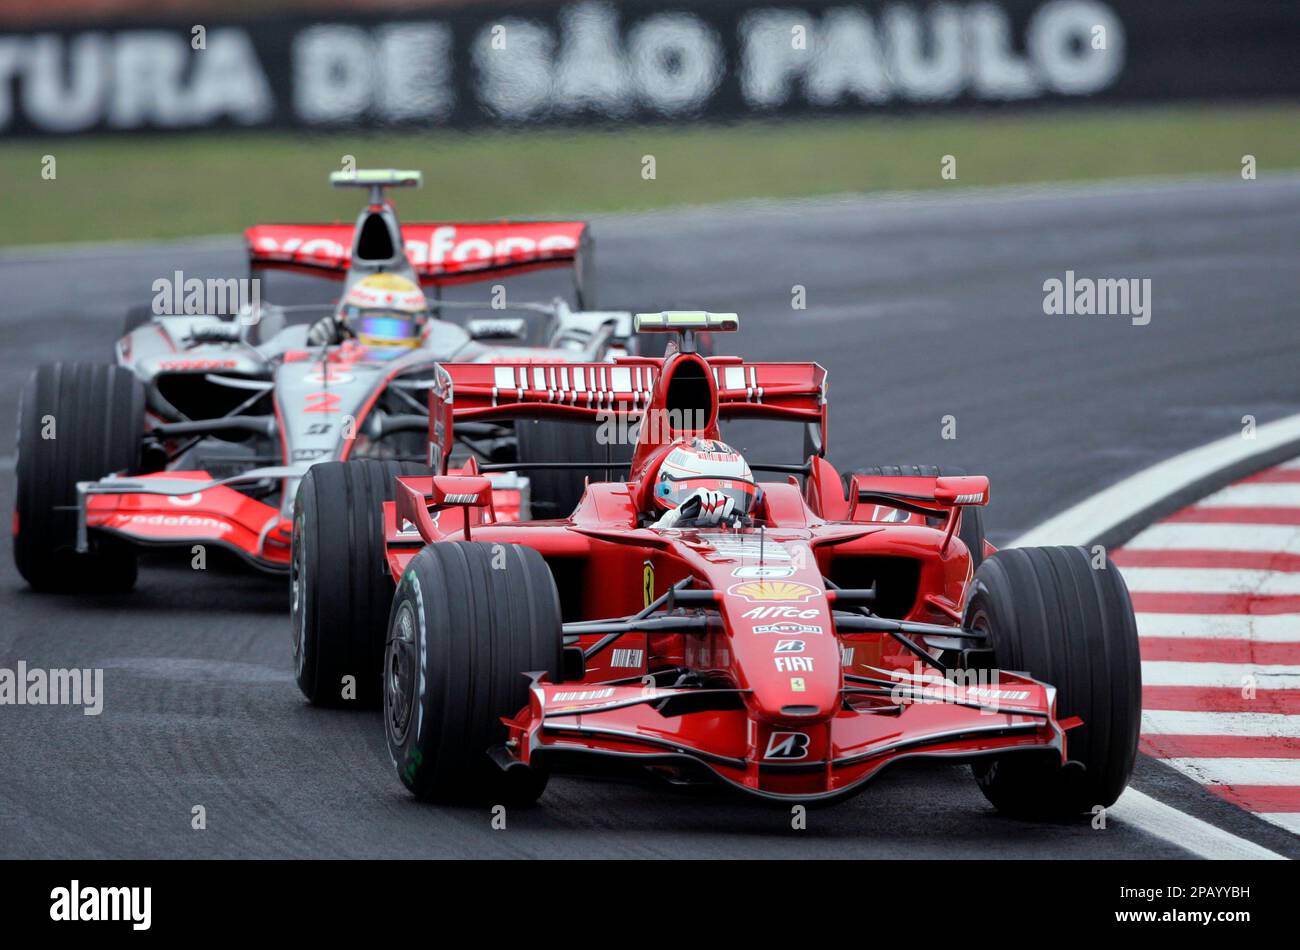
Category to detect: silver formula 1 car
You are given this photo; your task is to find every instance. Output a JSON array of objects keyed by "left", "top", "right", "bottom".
[{"left": 14, "top": 170, "right": 637, "bottom": 592}]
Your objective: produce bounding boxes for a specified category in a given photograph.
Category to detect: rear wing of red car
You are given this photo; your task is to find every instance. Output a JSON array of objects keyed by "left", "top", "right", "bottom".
[
  {"left": 423, "top": 353, "right": 827, "bottom": 474},
  {"left": 245, "top": 220, "right": 591, "bottom": 289}
]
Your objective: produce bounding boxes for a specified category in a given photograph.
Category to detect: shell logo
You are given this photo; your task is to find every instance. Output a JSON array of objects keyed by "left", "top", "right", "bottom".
[{"left": 728, "top": 581, "right": 819, "bottom": 604}]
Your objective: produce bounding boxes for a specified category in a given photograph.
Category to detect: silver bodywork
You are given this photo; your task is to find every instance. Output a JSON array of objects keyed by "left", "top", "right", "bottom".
[{"left": 76, "top": 170, "right": 635, "bottom": 566}]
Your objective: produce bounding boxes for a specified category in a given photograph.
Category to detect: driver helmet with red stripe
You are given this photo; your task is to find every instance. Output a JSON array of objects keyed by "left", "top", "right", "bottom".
[{"left": 651, "top": 438, "right": 758, "bottom": 515}]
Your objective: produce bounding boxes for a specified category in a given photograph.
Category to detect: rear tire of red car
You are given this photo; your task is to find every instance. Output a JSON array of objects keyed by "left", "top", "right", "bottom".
[
  {"left": 14, "top": 363, "right": 143, "bottom": 593},
  {"left": 851, "top": 464, "right": 986, "bottom": 567},
  {"left": 963, "top": 545, "right": 1141, "bottom": 818},
  {"left": 384, "top": 541, "right": 563, "bottom": 804},
  {"left": 291, "top": 459, "right": 427, "bottom": 708}
]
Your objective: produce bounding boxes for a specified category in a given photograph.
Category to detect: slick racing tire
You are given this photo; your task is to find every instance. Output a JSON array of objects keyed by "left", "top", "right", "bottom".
[
  {"left": 14, "top": 363, "right": 144, "bottom": 593},
  {"left": 291, "top": 459, "right": 428, "bottom": 708},
  {"left": 963, "top": 546, "right": 1141, "bottom": 818},
  {"left": 851, "top": 464, "right": 986, "bottom": 567},
  {"left": 384, "top": 541, "right": 563, "bottom": 804},
  {"left": 515, "top": 418, "right": 632, "bottom": 519}
]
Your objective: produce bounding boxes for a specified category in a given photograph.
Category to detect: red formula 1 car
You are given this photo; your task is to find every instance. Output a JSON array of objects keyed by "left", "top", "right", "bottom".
[{"left": 292, "top": 313, "right": 1142, "bottom": 813}]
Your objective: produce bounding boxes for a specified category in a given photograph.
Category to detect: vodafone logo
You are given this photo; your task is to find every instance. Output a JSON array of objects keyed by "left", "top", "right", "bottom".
[
  {"left": 416, "top": 226, "right": 577, "bottom": 267},
  {"left": 158, "top": 359, "right": 238, "bottom": 371},
  {"left": 252, "top": 225, "right": 579, "bottom": 271},
  {"left": 123, "top": 514, "right": 230, "bottom": 534},
  {"left": 167, "top": 493, "right": 202, "bottom": 507}
]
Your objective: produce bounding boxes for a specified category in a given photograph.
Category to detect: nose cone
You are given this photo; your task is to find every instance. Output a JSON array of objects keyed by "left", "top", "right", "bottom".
[{"left": 720, "top": 579, "right": 841, "bottom": 723}]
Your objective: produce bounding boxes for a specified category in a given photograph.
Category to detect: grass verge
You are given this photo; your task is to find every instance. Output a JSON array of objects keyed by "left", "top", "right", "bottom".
[{"left": 3, "top": 102, "right": 1297, "bottom": 247}]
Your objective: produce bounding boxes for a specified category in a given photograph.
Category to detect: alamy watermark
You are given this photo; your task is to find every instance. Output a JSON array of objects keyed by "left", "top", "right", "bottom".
[
  {"left": 151, "top": 270, "right": 261, "bottom": 319},
  {"left": 1042, "top": 270, "right": 1151, "bottom": 326},
  {"left": 888, "top": 664, "right": 1030, "bottom": 716},
  {"left": 596, "top": 408, "right": 709, "bottom": 446},
  {"left": 1, "top": 662, "right": 103, "bottom": 715}
]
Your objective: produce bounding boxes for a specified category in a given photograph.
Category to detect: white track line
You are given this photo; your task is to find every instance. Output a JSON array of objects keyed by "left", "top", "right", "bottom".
[
  {"left": 1107, "top": 789, "right": 1284, "bottom": 860},
  {"left": 1010, "top": 411, "right": 1300, "bottom": 860},
  {"left": 1141, "top": 661, "right": 1300, "bottom": 689},
  {"left": 1164, "top": 758, "right": 1300, "bottom": 786},
  {"left": 1121, "top": 567, "right": 1300, "bottom": 595},
  {"left": 1142, "top": 710, "right": 1300, "bottom": 736},
  {"left": 1014, "top": 415, "right": 1300, "bottom": 550},
  {"left": 1199, "top": 483, "right": 1300, "bottom": 507},
  {"left": 1136, "top": 613, "right": 1300, "bottom": 641},
  {"left": 1259, "top": 814, "right": 1300, "bottom": 834},
  {"left": 1125, "top": 523, "right": 1300, "bottom": 552}
]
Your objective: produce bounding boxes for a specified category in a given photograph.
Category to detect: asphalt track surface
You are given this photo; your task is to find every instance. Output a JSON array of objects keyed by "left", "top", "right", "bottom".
[{"left": 2, "top": 176, "right": 1299, "bottom": 858}]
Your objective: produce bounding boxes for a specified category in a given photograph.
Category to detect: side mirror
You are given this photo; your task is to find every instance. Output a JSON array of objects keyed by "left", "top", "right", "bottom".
[
  {"left": 934, "top": 475, "right": 989, "bottom": 507},
  {"left": 428, "top": 475, "right": 493, "bottom": 509}
]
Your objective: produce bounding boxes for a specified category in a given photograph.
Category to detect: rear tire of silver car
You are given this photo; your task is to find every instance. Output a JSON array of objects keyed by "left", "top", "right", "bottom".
[
  {"left": 291, "top": 459, "right": 427, "bottom": 708},
  {"left": 515, "top": 419, "right": 632, "bottom": 519},
  {"left": 385, "top": 541, "right": 562, "bottom": 804},
  {"left": 14, "top": 363, "right": 143, "bottom": 593},
  {"left": 852, "top": 464, "right": 986, "bottom": 567},
  {"left": 964, "top": 545, "right": 1141, "bottom": 818}
]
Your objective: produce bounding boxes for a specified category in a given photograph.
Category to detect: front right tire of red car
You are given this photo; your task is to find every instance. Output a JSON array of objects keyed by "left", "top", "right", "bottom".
[
  {"left": 963, "top": 545, "right": 1141, "bottom": 818},
  {"left": 384, "top": 541, "right": 563, "bottom": 804},
  {"left": 291, "top": 459, "right": 427, "bottom": 708}
]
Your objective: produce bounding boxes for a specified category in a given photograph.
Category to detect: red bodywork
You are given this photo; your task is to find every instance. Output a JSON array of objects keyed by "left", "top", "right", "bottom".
[{"left": 380, "top": 345, "right": 1067, "bottom": 801}]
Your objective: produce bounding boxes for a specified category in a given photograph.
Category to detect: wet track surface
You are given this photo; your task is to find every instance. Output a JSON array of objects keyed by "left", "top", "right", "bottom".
[{"left": 2, "top": 176, "right": 1299, "bottom": 857}]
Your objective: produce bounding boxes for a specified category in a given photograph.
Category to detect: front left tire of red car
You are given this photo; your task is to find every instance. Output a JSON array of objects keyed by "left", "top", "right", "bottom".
[
  {"left": 384, "top": 541, "right": 563, "bottom": 804},
  {"left": 963, "top": 545, "right": 1141, "bottom": 818}
]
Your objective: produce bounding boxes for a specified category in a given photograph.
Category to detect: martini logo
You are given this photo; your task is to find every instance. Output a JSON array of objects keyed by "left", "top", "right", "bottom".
[
  {"left": 729, "top": 581, "right": 818, "bottom": 604},
  {"left": 764, "top": 731, "right": 809, "bottom": 760},
  {"left": 755, "top": 622, "right": 822, "bottom": 635}
]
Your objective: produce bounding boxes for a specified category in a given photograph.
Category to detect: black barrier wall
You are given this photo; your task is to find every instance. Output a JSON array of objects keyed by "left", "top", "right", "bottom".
[{"left": 1, "top": 0, "right": 1297, "bottom": 136}]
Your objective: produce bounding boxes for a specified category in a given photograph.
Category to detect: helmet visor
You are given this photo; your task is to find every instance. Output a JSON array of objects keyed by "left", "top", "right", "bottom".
[
  {"left": 354, "top": 313, "right": 420, "bottom": 357},
  {"left": 655, "top": 473, "right": 759, "bottom": 516}
]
